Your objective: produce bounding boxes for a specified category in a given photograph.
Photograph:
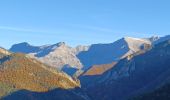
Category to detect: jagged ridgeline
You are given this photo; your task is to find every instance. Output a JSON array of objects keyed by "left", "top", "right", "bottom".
[{"left": 0, "top": 51, "right": 80, "bottom": 98}]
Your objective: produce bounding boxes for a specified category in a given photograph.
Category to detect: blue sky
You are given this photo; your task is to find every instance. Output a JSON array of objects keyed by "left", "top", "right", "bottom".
[{"left": 0, "top": 0, "right": 170, "bottom": 49}]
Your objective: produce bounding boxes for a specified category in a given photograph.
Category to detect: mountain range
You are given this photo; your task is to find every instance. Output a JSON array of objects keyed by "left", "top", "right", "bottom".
[
  {"left": 0, "top": 35, "right": 170, "bottom": 99},
  {"left": 9, "top": 36, "right": 157, "bottom": 75}
]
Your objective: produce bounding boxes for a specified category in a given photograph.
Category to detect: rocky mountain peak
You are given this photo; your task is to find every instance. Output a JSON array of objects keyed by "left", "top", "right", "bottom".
[
  {"left": 149, "top": 36, "right": 160, "bottom": 42},
  {"left": 56, "top": 42, "right": 66, "bottom": 47}
]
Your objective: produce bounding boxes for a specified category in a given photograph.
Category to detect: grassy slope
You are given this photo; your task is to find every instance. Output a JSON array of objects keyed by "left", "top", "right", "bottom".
[{"left": 0, "top": 53, "right": 80, "bottom": 97}]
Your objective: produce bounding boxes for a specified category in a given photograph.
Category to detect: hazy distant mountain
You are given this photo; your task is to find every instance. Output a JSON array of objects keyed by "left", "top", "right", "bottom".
[
  {"left": 86, "top": 39, "right": 170, "bottom": 100},
  {"left": 78, "top": 37, "right": 152, "bottom": 70},
  {"left": 9, "top": 42, "right": 41, "bottom": 54}
]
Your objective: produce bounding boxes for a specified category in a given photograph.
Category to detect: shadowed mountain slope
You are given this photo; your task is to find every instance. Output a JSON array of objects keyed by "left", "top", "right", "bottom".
[
  {"left": 78, "top": 37, "right": 152, "bottom": 70},
  {"left": 86, "top": 40, "right": 170, "bottom": 100},
  {"left": 2, "top": 88, "right": 90, "bottom": 100},
  {"left": 132, "top": 84, "right": 170, "bottom": 100}
]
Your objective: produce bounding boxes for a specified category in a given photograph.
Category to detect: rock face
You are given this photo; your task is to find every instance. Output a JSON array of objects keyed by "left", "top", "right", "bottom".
[
  {"left": 86, "top": 39, "right": 170, "bottom": 100},
  {"left": 32, "top": 43, "right": 83, "bottom": 70},
  {"left": 77, "top": 37, "right": 152, "bottom": 70},
  {"left": 10, "top": 42, "right": 86, "bottom": 71},
  {"left": 0, "top": 52, "right": 81, "bottom": 99},
  {"left": 73, "top": 45, "right": 90, "bottom": 55}
]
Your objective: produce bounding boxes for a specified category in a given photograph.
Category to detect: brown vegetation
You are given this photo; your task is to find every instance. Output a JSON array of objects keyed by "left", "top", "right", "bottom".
[
  {"left": 83, "top": 62, "right": 117, "bottom": 76},
  {"left": 0, "top": 53, "right": 80, "bottom": 97}
]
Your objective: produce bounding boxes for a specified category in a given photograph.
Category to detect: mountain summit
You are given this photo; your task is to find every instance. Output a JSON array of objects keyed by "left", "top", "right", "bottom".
[
  {"left": 9, "top": 42, "right": 88, "bottom": 76},
  {"left": 78, "top": 37, "right": 152, "bottom": 69}
]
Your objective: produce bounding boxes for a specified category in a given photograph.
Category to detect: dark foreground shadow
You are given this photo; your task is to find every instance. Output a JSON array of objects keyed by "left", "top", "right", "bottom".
[{"left": 2, "top": 88, "right": 90, "bottom": 100}]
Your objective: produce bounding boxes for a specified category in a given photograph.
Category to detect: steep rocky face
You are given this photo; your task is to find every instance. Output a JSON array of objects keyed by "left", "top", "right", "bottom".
[
  {"left": 32, "top": 43, "right": 83, "bottom": 70},
  {"left": 0, "top": 53, "right": 80, "bottom": 98},
  {"left": 77, "top": 37, "right": 152, "bottom": 70},
  {"left": 10, "top": 42, "right": 84, "bottom": 71},
  {"left": 86, "top": 40, "right": 170, "bottom": 100},
  {"left": 73, "top": 45, "right": 89, "bottom": 55}
]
